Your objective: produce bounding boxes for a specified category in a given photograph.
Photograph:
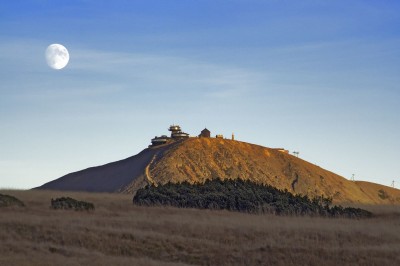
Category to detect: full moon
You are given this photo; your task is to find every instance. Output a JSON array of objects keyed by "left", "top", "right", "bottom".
[{"left": 45, "top": 44, "right": 69, "bottom": 70}]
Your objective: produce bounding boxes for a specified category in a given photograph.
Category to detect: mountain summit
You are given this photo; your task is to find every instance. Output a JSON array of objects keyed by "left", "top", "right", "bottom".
[{"left": 38, "top": 129, "right": 400, "bottom": 204}]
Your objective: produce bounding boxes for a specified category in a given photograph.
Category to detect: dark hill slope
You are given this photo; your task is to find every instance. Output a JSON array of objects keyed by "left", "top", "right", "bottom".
[{"left": 37, "top": 143, "right": 174, "bottom": 192}]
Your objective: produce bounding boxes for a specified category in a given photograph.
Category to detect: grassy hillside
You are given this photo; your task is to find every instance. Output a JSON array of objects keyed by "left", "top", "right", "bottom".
[
  {"left": 1, "top": 189, "right": 400, "bottom": 266},
  {"left": 149, "top": 138, "right": 400, "bottom": 204},
  {"left": 355, "top": 181, "right": 400, "bottom": 203}
]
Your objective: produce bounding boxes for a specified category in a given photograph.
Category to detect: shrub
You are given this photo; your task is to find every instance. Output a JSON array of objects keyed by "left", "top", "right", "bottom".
[
  {"left": 0, "top": 194, "right": 25, "bottom": 207},
  {"left": 51, "top": 197, "right": 94, "bottom": 211},
  {"left": 133, "top": 179, "right": 372, "bottom": 218}
]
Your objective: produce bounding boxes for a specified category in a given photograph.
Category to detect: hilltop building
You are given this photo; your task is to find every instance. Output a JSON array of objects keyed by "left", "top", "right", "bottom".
[
  {"left": 169, "top": 125, "right": 189, "bottom": 139},
  {"left": 150, "top": 124, "right": 189, "bottom": 146},
  {"left": 199, "top": 128, "right": 211, "bottom": 138},
  {"left": 151, "top": 124, "right": 239, "bottom": 147},
  {"left": 151, "top": 135, "right": 168, "bottom": 146}
]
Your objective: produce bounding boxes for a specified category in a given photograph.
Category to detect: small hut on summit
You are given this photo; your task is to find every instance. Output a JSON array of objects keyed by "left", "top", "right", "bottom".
[{"left": 199, "top": 128, "right": 211, "bottom": 138}]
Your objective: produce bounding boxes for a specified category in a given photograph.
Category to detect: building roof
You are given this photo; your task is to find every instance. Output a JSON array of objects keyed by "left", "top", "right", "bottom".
[{"left": 201, "top": 128, "right": 210, "bottom": 133}]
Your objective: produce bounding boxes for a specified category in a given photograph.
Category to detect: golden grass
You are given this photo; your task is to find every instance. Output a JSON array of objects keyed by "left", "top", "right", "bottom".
[
  {"left": 1, "top": 189, "right": 400, "bottom": 266},
  {"left": 149, "top": 138, "right": 400, "bottom": 205}
]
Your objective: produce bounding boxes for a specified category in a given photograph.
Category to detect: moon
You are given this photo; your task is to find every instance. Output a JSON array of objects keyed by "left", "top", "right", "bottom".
[{"left": 45, "top": 44, "right": 69, "bottom": 70}]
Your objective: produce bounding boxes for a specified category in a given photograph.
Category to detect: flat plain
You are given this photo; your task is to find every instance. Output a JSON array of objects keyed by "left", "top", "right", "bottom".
[{"left": 1, "top": 189, "right": 400, "bottom": 266}]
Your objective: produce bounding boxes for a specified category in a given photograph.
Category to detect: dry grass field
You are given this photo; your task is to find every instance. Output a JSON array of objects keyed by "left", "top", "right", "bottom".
[{"left": 1, "top": 189, "right": 400, "bottom": 266}]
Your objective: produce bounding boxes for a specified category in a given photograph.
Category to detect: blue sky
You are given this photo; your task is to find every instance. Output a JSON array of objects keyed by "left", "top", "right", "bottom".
[{"left": 1, "top": 0, "right": 399, "bottom": 189}]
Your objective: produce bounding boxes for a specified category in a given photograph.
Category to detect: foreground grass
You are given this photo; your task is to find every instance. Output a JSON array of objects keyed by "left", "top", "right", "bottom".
[{"left": 1, "top": 190, "right": 399, "bottom": 266}]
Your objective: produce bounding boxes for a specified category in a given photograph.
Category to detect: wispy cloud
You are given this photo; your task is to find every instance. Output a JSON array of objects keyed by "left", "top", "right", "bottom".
[{"left": 65, "top": 46, "right": 268, "bottom": 99}]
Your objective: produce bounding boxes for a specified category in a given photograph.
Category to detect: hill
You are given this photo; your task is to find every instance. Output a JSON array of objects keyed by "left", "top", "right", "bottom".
[{"left": 38, "top": 137, "right": 400, "bottom": 204}]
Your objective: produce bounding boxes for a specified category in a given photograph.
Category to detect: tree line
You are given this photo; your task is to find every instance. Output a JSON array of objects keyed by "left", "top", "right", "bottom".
[{"left": 133, "top": 178, "right": 372, "bottom": 218}]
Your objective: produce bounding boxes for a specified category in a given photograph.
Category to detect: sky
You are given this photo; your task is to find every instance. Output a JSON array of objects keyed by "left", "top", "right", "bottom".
[{"left": 0, "top": 0, "right": 399, "bottom": 189}]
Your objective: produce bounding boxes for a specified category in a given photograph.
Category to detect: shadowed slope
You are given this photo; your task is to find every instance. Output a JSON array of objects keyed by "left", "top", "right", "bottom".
[{"left": 37, "top": 144, "right": 174, "bottom": 193}]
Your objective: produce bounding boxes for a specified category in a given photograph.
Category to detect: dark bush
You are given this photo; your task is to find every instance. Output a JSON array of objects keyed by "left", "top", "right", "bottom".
[
  {"left": 0, "top": 194, "right": 25, "bottom": 207},
  {"left": 133, "top": 179, "right": 372, "bottom": 218},
  {"left": 51, "top": 197, "right": 94, "bottom": 211}
]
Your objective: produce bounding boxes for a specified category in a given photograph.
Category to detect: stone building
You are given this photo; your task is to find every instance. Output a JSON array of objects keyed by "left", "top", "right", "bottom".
[{"left": 199, "top": 128, "right": 211, "bottom": 138}]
